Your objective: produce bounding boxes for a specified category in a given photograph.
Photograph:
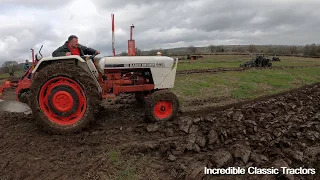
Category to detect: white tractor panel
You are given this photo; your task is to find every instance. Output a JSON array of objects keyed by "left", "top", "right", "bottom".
[
  {"left": 98, "top": 56, "right": 178, "bottom": 89},
  {"left": 97, "top": 56, "right": 174, "bottom": 71}
]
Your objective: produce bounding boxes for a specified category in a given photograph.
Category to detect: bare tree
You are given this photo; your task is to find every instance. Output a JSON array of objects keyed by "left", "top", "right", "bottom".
[
  {"left": 119, "top": 51, "right": 128, "bottom": 56},
  {"left": 309, "top": 43, "right": 318, "bottom": 56},
  {"left": 149, "top": 49, "right": 157, "bottom": 56},
  {"left": 136, "top": 48, "right": 142, "bottom": 56},
  {"left": 2, "top": 61, "right": 19, "bottom": 73},
  {"left": 267, "top": 47, "right": 275, "bottom": 54},
  {"left": 248, "top": 44, "right": 257, "bottom": 53},
  {"left": 187, "top": 45, "right": 197, "bottom": 54},
  {"left": 303, "top": 44, "right": 310, "bottom": 56},
  {"left": 289, "top": 46, "right": 298, "bottom": 54},
  {"left": 216, "top": 45, "right": 224, "bottom": 52},
  {"left": 208, "top": 45, "right": 215, "bottom": 53},
  {"left": 162, "top": 49, "right": 168, "bottom": 56},
  {"left": 232, "top": 46, "right": 245, "bottom": 53}
]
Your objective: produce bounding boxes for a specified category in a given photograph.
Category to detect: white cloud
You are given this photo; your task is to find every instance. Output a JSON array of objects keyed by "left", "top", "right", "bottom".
[{"left": 0, "top": 0, "right": 319, "bottom": 64}]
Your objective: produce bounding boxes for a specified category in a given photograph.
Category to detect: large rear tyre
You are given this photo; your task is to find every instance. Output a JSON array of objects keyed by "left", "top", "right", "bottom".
[
  {"left": 144, "top": 90, "right": 179, "bottom": 122},
  {"left": 29, "top": 63, "right": 100, "bottom": 134}
]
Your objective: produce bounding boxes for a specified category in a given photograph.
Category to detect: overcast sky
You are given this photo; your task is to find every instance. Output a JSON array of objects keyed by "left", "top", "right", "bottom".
[{"left": 0, "top": 0, "right": 319, "bottom": 64}]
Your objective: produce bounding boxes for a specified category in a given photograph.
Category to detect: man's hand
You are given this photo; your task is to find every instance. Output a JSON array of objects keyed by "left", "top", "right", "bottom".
[
  {"left": 66, "top": 52, "right": 72, "bottom": 56},
  {"left": 96, "top": 50, "right": 100, "bottom": 55}
]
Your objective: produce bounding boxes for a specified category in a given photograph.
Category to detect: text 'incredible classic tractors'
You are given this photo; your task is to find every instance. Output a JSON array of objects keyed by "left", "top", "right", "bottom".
[{"left": 19, "top": 49, "right": 179, "bottom": 134}]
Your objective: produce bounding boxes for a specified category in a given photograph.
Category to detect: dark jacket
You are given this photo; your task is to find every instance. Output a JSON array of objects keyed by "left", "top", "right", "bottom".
[
  {"left": 52, "top": 41, "right": 97, "bottom": 57},
  {"left": 23, "top": 63, "right": 30, "bottom": 71}
]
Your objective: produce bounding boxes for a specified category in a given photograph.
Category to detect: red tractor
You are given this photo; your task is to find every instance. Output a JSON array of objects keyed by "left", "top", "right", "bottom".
[{"left": 0, "top": 45, "right": 179, "bottom": 134}]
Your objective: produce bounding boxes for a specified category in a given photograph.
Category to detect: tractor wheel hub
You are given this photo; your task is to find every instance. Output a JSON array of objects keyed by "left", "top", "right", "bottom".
[
  {"left": 52, "top": 91, "right": 74, "bottom": 113},
  {"left": 154, "top": 101, "right": 173, "bottom": 119}
]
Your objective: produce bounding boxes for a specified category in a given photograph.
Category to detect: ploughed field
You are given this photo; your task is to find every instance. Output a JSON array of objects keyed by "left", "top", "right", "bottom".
[{"left": 0, "top": 55, "right": 319, "bottom": 179}]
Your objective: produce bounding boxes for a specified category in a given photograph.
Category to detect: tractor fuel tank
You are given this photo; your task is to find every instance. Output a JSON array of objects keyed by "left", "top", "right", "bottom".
[{"left": 97, "top": 56, "right": 174, "bottom": 72}]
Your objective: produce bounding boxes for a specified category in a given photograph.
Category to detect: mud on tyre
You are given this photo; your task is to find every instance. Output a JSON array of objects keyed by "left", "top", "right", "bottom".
[
  {"left": 29, "top": 63, "right": 100, "bottom": 134},
  {"left": 144, "top": 90, "right": 179, "bottom": 122},
  {"left": 135, "top": 92, "right": 148, "bottom": 104}
]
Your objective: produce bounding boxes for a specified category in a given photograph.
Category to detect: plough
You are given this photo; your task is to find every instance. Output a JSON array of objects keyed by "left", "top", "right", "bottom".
[{"left": 0, "top": 46, "right": 42, "bottom": 102}]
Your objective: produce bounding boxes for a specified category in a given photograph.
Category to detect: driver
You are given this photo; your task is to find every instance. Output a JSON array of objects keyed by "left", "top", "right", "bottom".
[{"left": 52, "top": 35, "right": 100, "bottom": 57}]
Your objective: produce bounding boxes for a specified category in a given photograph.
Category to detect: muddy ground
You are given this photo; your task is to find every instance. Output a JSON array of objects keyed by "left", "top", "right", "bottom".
[{"left": 0, "top": 83, "right": 319, "bottom": 180}]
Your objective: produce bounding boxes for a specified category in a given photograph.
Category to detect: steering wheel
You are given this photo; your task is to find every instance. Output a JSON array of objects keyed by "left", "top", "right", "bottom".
[
  {"left": 80, "top": 52, "right": 98, "bottom": 61},
  {"left": 89, "top": 52, "right": 98, "bottom": 60}
]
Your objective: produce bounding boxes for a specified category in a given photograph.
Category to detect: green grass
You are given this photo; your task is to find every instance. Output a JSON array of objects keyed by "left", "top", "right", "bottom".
[
  {"left": 103, "top": 150, "right": 161, "bottom": 180},
  {"left": 173, "top": 67, "right": 320, "bottom": 107},
  {"left": 105, "top": 150, "right": 139, "bottom": 180},
  {"left": 175, "top": 55, "right": 320, "bottom": 71}
]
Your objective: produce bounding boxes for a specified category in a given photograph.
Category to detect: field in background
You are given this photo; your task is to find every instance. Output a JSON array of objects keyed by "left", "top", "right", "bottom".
[
  {"left": 173, "top": 67, "right": 320, "bottom": 111},
  {"left": 168, "top": 55, "right": 320, "bottom": 111},
  {"left": 174, "top": 55, "right": 320, "bottom": 71}
]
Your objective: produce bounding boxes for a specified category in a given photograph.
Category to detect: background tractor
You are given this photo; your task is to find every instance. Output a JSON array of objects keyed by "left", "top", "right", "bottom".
[
  {"left": 187, "top": 55, "right": 204, "bottom": 60},
  {"left": 272, "top": 56, "right": 281, "bottom": 61},
  {"left": 240, "top": 54, "right": 272, "bottom": 67}
]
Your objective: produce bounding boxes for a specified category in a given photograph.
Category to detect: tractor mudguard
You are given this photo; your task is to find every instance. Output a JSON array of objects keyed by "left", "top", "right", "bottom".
[{"left": 32, "top": 55, "right": 102, "bottom": 93}]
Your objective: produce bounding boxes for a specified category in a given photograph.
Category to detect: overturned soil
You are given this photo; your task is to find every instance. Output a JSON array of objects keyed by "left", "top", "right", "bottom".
[{"left": 0, "top": 83, "right": 319, "bottom": 179}]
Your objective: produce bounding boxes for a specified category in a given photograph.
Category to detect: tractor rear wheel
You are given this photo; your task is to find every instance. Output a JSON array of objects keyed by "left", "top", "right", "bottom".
[
  {"left": 144, "top": 90, "right": 179, "bottom": 122},
  {"left": 29, "top": 63, "right": 100, "bottom": 134}
]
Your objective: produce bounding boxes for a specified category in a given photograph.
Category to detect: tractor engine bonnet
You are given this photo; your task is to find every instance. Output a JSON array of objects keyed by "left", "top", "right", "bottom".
[{"left": 97, "top": 56, "right": 174, "bottom": 71}]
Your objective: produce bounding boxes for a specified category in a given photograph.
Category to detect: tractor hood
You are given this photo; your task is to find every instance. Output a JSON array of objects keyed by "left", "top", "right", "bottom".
[{"left": 97, "top": 56, "right": 174, "bottom": 71}]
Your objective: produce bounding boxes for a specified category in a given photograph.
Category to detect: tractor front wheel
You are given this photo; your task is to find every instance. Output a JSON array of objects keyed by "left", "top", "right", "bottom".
[
  {"left": 144, "top": 90, "right": 179, "bottom": 122},
  {"left": 29, "top": 63, "right": 100, "bottom": 134}
]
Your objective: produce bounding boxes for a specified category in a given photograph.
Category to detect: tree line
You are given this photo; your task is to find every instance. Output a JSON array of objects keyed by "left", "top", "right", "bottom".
[
  {"left": 136, "top": 43, "right": 320, "bottom": 57},
  {"left": 1, "top": 43, "right": 319, "bottom": 74},
  {"left": 0, "top": 61, "right": 25, "bottom": 74}
]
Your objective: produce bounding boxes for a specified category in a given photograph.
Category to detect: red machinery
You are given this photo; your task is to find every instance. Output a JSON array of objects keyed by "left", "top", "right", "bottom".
[
  {"left": 111, "top": 13, "right": 116, "bottom": 56},
  {"left": 128, "top": 24, "right": 136, "bottom": 56},
  {"left": 111, "top": 14, "right": 136, "bottom": 56},
  {"left": 0, "top": 46, "right": 42, "bottom": 102}
]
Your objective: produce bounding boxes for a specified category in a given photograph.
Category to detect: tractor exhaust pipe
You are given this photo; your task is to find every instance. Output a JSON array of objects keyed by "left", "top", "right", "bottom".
[{"left": 111, "top": 13, "right": 116, "bottom": 56}]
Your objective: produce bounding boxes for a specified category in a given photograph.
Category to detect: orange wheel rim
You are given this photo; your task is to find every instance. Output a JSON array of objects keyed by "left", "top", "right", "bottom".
[
  {"left": 39, "top": 77, "right": 86, "bottom": 126},
  {"left": 154, "top": 101, "right": 173, "bottom": 119}
]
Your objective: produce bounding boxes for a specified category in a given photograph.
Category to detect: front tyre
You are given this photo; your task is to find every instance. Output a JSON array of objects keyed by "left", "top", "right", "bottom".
[
  {"left": 29, "top": 63, "right": 100, "bottom": 134},
  {"left": 144, "top": 90, "right": 179, "bottom": 122}
]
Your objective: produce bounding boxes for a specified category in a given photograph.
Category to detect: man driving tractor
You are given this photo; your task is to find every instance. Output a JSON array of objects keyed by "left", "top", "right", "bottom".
[{"left": 52, "top": 35, "right": 100, "bottom": 57}]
